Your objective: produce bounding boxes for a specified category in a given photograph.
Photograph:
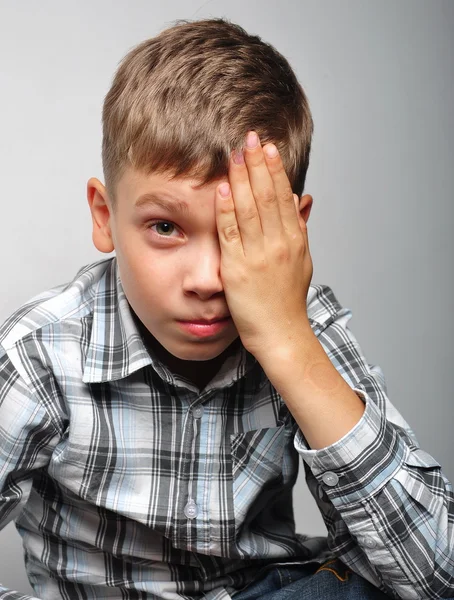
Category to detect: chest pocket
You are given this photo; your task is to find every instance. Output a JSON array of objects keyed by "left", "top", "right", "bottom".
[
  {"left": 230, "top": 425, "right": 285, "bottom": 478},
  {"left": 230, "top": 424, "right": 287, "bottom": 527}
]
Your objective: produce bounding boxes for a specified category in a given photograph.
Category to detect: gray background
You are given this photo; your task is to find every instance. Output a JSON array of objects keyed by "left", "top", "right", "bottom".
[{"left": 0, "top": 0, "right": 453, "bottom": 595}]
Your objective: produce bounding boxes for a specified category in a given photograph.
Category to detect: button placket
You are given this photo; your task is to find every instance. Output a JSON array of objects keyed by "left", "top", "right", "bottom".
[
  {"left": 184, "top": 499, "right": 198, "bottom": 519},
  {"left": 184, "top": 404, "right": 204, "bottom": 520},
  {"left": 192, "top": 405, "right": 204, "bottom": 419}
]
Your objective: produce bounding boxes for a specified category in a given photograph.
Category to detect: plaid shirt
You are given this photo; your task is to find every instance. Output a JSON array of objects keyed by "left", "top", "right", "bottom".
[{"left": 0, "top": 257, "right": 453, "bottom": 600}]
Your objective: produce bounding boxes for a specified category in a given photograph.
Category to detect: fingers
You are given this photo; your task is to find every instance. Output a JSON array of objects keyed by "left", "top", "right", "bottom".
[
  {"left": 215, "top": 180, "right": 245, "bottom": 261},
  {"left": 227, "top": 148, "right": 264, "bottom": 248},
  {"left": 262, "top": 141, "right": 301, "bottom": 238},
  {"left": 216, "top": 131, "right": 304, "bottom": 258},
  {"left": 242, "top": 132, "right": 282, "bottom": 239},
  {"left": 232, "top": 131, "right": 301, "bottom": 241}
]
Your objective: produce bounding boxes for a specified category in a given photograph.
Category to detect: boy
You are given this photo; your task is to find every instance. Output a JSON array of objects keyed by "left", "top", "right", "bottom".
[{"left": 0, "top": 17, "right": 453, "bottom": 600}]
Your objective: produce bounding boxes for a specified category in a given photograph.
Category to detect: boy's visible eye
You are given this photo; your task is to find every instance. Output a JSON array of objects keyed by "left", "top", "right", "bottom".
[{"left": 147, "top": 220, "right": 180, "bottom": 238}]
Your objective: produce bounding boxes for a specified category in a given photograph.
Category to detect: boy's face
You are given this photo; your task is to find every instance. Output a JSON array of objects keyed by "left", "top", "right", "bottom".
[{"left": 87, "top": 167, "right": 239, "bottom": 370}]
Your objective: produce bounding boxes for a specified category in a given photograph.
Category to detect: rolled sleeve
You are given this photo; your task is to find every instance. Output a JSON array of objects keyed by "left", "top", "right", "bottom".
[
  {"left": 295, "top": 390, "right": 407, "bottom": 507},
  {"left": 295, "top": 289, "right": 454, "bottom": 598}
]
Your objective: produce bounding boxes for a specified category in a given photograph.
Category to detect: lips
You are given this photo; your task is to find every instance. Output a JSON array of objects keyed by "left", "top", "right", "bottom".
[{"left": 179, "top": 316, "right": 230, "bottom": 324}]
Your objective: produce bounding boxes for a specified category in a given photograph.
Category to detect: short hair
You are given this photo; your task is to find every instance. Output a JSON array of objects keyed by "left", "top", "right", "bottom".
[{"left": 102, "top": 18, "right": 314, "bottom": 206}]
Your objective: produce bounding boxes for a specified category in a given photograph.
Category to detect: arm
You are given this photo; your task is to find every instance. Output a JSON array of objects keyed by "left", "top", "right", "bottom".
[
  {"left": 0, "top": 351, "right": 61, "bottom": 600},
  {"left": 213, "top": 136, "right": 454, "bottom": 598},
  {"left": 262, "top": 295, "right": 454, "bottom": 600}
]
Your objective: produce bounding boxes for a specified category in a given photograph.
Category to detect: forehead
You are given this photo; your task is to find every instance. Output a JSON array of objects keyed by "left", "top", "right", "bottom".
[
  {"left": 113, "top": 169, "right": 227, "bottom": 223},
  {"left": 117, "top": 166, "right": 222, "bottom": 207}
]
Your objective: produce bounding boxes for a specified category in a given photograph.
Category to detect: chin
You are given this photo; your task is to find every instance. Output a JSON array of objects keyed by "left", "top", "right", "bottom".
[
  {"left": 169, "top": 343, "right": 231, "bottom": 362},
  {"left": 168, "top": 335, "right": 241, "bottom": 360}
]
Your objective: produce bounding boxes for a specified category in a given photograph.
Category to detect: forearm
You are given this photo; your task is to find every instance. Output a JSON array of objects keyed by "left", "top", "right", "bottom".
[
  {"left": 258, "top": 295, "right": 454, "bottom": 597},
  {"left": 258, "top": 322, "right": 365, "bottom": 450}
]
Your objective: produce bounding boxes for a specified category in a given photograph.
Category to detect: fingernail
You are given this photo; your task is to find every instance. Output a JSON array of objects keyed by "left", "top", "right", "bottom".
[
  {"left": 232, "top": 150, "right": 244, "bottom": 164},
  {"left": 264, "top": 144, "right": 278, "bottom": 158},
  {"left": 219, "top": 182, "right": 230, "bottom": 197},
  {"left": 246, "top": 131, "right": 258, "bottom": 148}
]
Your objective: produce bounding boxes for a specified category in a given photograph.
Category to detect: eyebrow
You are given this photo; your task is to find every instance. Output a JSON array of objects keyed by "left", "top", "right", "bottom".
[{"left": 134, "top": 193, "right": 190, "bottom": 216}]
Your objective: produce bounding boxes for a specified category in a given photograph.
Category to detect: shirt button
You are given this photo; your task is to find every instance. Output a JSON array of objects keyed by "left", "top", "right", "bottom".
[
  {"left": 322, "top": 471, "right": 339, "bottom": 486},
  {"left": 192, "top": 406, "right": 204, "bottom": 419},
  {"left": 184, "top": 500, "right": 198, "bottom": 519},
  {"left": 361, "top": 536, "right": 377, "bottom": 549}
]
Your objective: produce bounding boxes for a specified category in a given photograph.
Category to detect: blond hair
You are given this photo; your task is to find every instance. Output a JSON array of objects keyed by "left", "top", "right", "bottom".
[{"left": 102, "top": 18, "right": 314, "bottom": 205}]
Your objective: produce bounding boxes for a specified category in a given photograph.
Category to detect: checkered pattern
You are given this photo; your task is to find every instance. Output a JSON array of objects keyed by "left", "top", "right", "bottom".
[{"left": 0, "top": 257, "right": 452, "bottom": 599}]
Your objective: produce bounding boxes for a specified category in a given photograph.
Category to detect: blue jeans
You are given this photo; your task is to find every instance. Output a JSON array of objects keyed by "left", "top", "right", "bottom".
[{"left": 232, "top": 558, "right": 391, "bottom": 599}]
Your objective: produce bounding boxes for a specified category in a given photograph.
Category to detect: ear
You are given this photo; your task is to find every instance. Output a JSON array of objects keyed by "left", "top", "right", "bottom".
[
  {"left": 293, "top": 193, "right": 313, "bottom": 224},
  {"left": 87, "top": 177, "right": 115, "bottom": 253}
]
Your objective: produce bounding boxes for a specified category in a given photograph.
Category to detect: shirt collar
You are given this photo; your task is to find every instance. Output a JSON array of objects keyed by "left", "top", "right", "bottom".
[
  {"left": 82, "top": 258, "right": 261, "bottom": 391},
  {"left": 82, "top": 258, "right": 153, "bottom": 384}
]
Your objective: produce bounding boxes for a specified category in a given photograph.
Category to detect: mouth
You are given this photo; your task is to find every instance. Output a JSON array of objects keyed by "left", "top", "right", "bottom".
[
  {"left": 179, "top": 317, "right": 231, "bottom": 325},
  {"left": 177, "top": 317, "right": 232, "bottom": 337}
]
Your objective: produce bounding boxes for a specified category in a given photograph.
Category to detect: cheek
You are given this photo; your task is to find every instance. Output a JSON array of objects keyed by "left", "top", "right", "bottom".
[
  {"left": 118, "top": 246, "right": 180, "bottom": 303},
  {"left": 114, "top": 225, "right": 187, "bottom": 294}
]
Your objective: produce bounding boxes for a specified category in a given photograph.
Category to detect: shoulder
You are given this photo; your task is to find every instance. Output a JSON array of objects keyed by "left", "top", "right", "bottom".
[
  {"left": 0, "top": 257, "right": 114, "bottom": 356},
  {"left": 0, "top": 258, "right": 114, "bottom": 425}
]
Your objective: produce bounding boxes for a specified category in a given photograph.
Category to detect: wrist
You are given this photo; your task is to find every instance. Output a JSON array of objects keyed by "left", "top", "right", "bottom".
[{"left": 254, "top": 319, "right": 318, "bottom": 373}]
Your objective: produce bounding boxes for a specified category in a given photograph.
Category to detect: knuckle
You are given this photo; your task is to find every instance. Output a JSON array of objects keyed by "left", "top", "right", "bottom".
[
  {"left": 219, "top": 203, "right": 232, "bottom": 215},
  {"left": 274, "top": 243, "right": 290, "bottom": 261},
  {"left": 251, "top": 257, "right": 268, "bottom": 272},
  {"left": 240, "top": 208, "right": 258, "bottom": 222},
  {"left": 226, "top": 267, "right": 247, "bottom": 286},
  {"left": 223, "top": 225, "right": 240, "bottom": 242},
  {"left": 283, "top": 189, "right": 295, "bottom": 204},
  {"left": 256, "top": 188, "right": 275, "bottom": 205}
]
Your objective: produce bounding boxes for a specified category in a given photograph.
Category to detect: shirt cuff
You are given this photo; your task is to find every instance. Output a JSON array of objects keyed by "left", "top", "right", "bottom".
[{"left": 294, "top": 389, "right": 406, "bottom": 507}]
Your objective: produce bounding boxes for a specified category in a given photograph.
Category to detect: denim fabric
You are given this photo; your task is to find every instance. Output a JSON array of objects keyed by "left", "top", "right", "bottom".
[{"left": 232, "top": 558, "right": 392, "bottom": 600}]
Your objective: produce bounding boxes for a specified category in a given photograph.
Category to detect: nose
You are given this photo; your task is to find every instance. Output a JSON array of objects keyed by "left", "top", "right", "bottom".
[{"left": 182, "top": 241, "right": 224, "bottom": 300}]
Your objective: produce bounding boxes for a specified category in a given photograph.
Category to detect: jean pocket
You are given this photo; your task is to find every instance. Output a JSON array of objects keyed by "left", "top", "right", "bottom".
[{"left": 315, "top": 558, "right": 353, "bottom": 582}]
